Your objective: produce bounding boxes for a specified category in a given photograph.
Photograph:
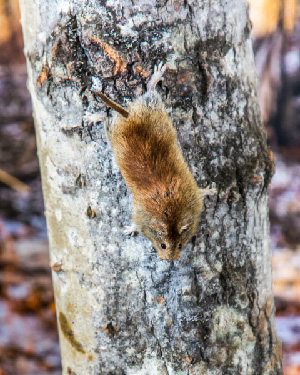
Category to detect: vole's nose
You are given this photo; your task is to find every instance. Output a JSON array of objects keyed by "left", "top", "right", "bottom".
[
  {"left": 167, "top": 250, "right": 180, "bottom": 261},
  {"left": 157, "top": 247, "right": 180, "bottom": 261}
]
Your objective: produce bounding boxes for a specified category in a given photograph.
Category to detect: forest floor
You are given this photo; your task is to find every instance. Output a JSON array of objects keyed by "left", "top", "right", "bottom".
[{"left": 271, "top": 153, "right": 300, "bottom": 375}]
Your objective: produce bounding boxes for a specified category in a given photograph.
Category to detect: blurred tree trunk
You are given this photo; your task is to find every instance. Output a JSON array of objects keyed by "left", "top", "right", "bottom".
[{"left": 19, "top": 0, "right": 282, "bottom": 374}]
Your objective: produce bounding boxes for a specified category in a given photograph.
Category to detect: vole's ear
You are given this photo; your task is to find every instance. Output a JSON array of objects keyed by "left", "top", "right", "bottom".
[
  {"left": 151, "top": 220, "right": 167, "bottom": 233},
  {"left": 179, "top": 218, "right": 193, "bottom": 233}
]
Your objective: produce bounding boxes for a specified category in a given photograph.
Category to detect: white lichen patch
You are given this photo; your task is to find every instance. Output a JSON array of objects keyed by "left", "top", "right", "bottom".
[
  {"left": 127, "top": 351, "right": 162, "bottom": 375},
  {"left": 122, "top": 240, "right": 145, "bottom": 262},
  {"left": 67, "top": 228, "right": 83, "bottom": 248},
  {"left": 208, "top": 307, "right": 256, "bottom": 370},
  {"left": 223, "top": 49, "right": 236, "bottom": 76},
  {"left": 189, "top": 363, "right": 220, "bottom": 375},
  {"left": 55, "top": 209, "right": 62, "bottom": 222},
  {"left": 57, "top": 0, "right": 74, "bottom": 14},
  {"left": 19, "top": 0, "right": 41, "bottom": 52},
  {"left": 55, "top": 275, "right": 98, "bottom": 372},
  {"left": 118, "top": 19, "right": 138, "bottom": 37}
]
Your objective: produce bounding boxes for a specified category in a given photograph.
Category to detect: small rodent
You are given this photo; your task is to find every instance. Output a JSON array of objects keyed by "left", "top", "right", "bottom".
[{"left": 94, "top": 63, "right": 215, "bottom": 261}]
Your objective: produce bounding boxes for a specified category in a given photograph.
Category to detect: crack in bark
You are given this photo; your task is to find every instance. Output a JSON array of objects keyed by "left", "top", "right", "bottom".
[{"left": 151, "top": 324, "right": 170, "bottom": 375}]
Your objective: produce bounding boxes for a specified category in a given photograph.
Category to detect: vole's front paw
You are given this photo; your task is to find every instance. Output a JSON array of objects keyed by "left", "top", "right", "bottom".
[
  {"left": 124, "top": 224, "right": 139, "bottom": 237},
  {"left": 202, "top": 187, "right": 217, "bottom": 197},
  {"left": 83, "top": 113, "right": 105, "bottom": 127}
]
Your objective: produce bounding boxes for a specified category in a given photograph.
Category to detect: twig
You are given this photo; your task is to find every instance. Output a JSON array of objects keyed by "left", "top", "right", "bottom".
[{"left": 0, "top": 168, "right": 30, "bottom": 194}]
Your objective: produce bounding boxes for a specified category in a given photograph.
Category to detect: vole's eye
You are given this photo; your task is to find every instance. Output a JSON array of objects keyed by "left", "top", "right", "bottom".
[
  {"left": 161, "top": 243, "right": 166, "bottom": 250},
  {"left": 178, "top": 244, "right": 182, "bottom": 250}
]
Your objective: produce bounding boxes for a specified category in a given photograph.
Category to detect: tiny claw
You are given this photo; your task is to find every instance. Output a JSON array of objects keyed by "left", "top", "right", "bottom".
[
  {"left": 124, "top": 224, "right": 139, "bottom": 237},
  {"left": 202, "top": 187, "right": 217, "bottom": 197},
  {"left": 83, "top": 113, "right": 105, "bottom": 127}
]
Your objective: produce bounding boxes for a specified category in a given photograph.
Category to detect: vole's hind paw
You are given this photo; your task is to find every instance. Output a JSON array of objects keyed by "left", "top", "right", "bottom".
[
  {"left": 155, "top": 62, "right": 166, "bottom": 76},
  {"left": 124, "top": 224, "right": 139, "bottom": 237},
  {"left": 147, "top": 62, "right": 166, "bottom": 91}
]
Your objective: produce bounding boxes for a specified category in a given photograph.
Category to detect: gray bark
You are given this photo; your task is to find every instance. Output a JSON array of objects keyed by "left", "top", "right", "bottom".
[{"left": 19, "top": 0, "right": 282, "bottom": 374}]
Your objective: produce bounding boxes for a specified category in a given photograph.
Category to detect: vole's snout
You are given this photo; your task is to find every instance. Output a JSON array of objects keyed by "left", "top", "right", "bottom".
[
  {"left": 157, "top": 245, "right": 181, "bottom": 262},
  {"left": 170, "top": 253, "right": 181, "bottom": 261}
]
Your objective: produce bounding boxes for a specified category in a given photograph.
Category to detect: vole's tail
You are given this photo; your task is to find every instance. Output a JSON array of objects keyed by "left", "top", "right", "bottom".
[{"left": 93, "top": 90, "right": 129, "bottom": 118}]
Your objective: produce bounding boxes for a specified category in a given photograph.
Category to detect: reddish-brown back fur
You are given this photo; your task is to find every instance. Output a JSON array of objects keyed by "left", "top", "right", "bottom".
[{"left": 111, "top": 94, "right": 203, "bottom": 260}]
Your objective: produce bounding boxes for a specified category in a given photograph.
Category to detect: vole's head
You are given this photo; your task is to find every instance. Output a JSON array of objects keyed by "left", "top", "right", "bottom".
[
  {"left": 144, "top": 216, "right": 199, "bottom": 261},
  {"left": 134, "top": 186, "right": 204, "bottom": 261}
]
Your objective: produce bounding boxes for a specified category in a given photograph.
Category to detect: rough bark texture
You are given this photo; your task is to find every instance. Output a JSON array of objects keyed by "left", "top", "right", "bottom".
[{"left": 19, "top": 0, "right": 282, "bottom": 374}]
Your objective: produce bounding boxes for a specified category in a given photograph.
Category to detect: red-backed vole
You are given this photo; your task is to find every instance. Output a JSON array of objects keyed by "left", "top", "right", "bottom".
[{"left": 94, "top": 63, "right": 215, "bottom": 261}]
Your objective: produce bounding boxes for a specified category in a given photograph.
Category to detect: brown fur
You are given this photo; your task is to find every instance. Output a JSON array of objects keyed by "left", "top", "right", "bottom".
[{"left": 111, "top": 93, "right": 203, "bottom": 260}]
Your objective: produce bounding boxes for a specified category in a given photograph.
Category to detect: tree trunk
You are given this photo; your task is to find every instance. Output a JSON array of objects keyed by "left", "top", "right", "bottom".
[{"left": 19, "top": 0, "right": 282, "bottom": 374}]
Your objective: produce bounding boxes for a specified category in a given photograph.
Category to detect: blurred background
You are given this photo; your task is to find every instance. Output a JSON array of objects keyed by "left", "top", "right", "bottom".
[{"left": 0, "top": 0, "right": 299, "bottom": 374}]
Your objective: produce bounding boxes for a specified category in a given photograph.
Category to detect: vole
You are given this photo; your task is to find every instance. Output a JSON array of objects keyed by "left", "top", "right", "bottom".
[{"left": 93, "top": 63, "right": 215, "bottom": 261}]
